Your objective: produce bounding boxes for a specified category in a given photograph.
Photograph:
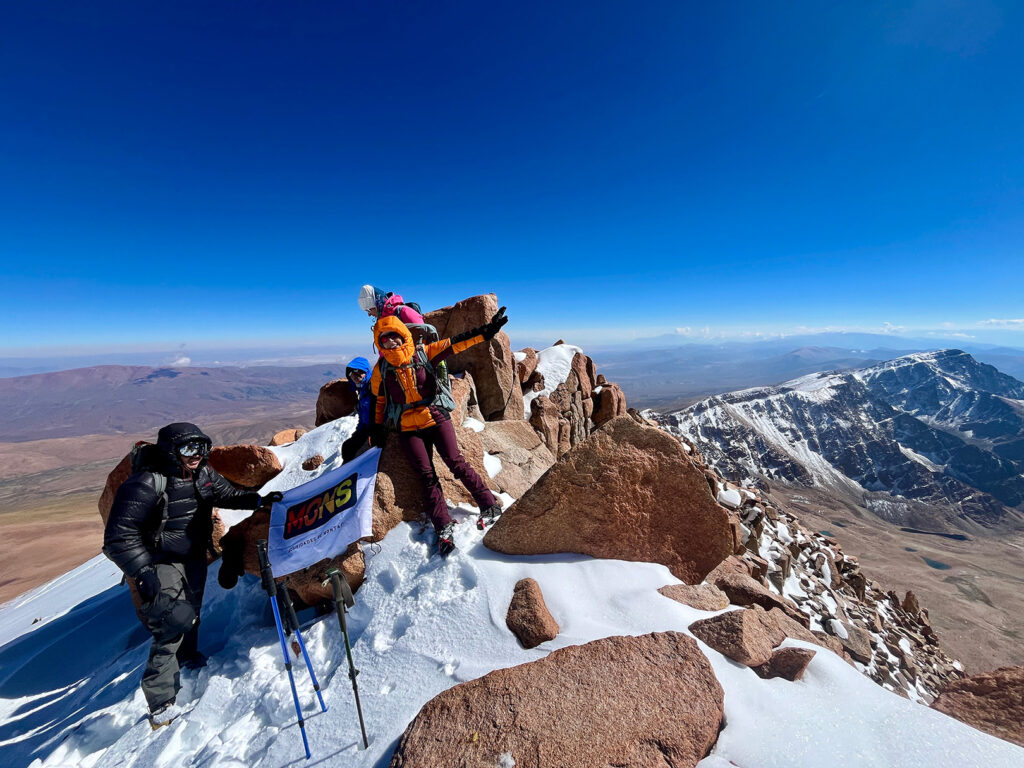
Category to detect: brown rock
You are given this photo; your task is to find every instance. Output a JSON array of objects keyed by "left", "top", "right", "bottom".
[
  {"left": 834, "top": 622, "right": 873, "bottom": 664},
  {"left": 659, "top": 583, "right": 730, "bottom": 612},
  {"left": 570, "top": 352, "right": 592, "bottom": 399},
  {"left": 753, "top": 647, "right": 817, "bottom": 681},
  {"left": 529, "top": 395, "right": 560, "bottom": 452},
  {"left": 208, "top": 444, "right": 282, "bottom": 488},
  {"left": 449, "top": 371, "right": 479, "bottom": 426},
  {"left": 506, "top": 578, "right": 559, "bottom": 648},
  {"left": 524, "top": 369, "right": 545, "bottom": 393},
  {"left": 302, "top": 455, "right": 324, "bottom": 471},
  {"left": 484, "top": 416, "right": 734, "bottom": 584},
  {"left": 478, "top": 420, "right": 556, "bottom": 499},
  {"left": 714, "top": 572, "right": 809, "bottom": 627},
  {"left": 516, "top": 347, "right": 539, "bottom": 384},
  {"left": 688, "top": 606, "right": 784, "bottom": 667},
  {"left": 902, "top": 590, "right": 921, "bottom": 615},
  {"left": 388, "top": 632, "right": 723, "bottom": 768},
  {"left": 425, "top": 294, "right": 524, "bottom": 421},
  {"left": 767, "top": 609, "right": 850, "bottom": 661},
  {"left": 314, "top": 377, "right": 358, "bottom": 426},
  {"left": 592, "top": 382, "right": 627, "bottom": 427},
  {"left": 98, "top": 452, "right": 134, "bottom": 526},
  {"left": 269, "top": 428, "right": 307, "bottom": 446},
  {"left": 931, "top": 666, "right": 1024, "bottom": 747}
]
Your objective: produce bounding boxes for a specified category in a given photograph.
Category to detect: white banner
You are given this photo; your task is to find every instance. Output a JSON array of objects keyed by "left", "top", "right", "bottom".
[{"left": 267, "top": 448, "right": 380, "bottom": 577}]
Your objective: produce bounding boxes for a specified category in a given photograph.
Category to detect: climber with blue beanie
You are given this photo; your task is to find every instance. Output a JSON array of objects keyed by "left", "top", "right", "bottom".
[{"left": 341, "top": 356, "right": 374, "bottom": 463}]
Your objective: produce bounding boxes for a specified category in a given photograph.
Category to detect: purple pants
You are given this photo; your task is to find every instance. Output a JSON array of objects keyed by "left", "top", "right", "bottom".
[{"left": 398, "top": 419, "right": 497, "bottom": 530}]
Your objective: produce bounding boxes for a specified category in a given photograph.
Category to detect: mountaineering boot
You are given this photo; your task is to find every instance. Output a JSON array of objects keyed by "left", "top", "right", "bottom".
[
  {"left": 437, "top": 522, "right": 456, "bottom": 558},
  {"left": 147, "top": 698, "right": 182, "bottom": 731},
  {"left": 476, "top": 503, "right": 503, "bottom": 530}
]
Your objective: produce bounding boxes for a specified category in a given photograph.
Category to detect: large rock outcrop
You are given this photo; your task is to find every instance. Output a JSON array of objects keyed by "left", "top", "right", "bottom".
[
  {"left": 314, "top": 377, "right": 358, "bottom": 426},
  {"left": 931, "top": 666, "right": 1024, "bottom": 747},
  {"left": 208, "top": 444, "right": 282, "bottom": 488},
  {"left": 483, "top": 416, "right": 734, "bottom": 584},
  {"left": 388, "top": 632, "right": 723, "bottom": 768},
  {"left": 477, "top": 419, "right": 555, "bottom": 498},
  {"left": 425, "top": 294, "right": 523, "bottom": 422}
]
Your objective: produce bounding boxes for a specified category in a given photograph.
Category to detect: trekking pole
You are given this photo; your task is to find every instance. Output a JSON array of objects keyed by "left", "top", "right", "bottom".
[
  {"left": 324, "top": 567, "right": 369, "bottom": 749},
  {"left": 277, "top": 581, "right": 328, "bottom": 714},
  {"left": 257, "top": 540, "right": 311, "bottom": 760}
]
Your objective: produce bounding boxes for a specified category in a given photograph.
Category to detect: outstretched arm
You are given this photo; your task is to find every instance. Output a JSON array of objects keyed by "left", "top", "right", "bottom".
[{"left": 427, "top": 307, "right": 508, "bottom": 365}]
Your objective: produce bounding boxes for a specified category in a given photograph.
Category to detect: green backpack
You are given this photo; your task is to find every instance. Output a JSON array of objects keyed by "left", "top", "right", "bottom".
[{"left": 378, "top": 343, "right": 457, "bottom": 430}]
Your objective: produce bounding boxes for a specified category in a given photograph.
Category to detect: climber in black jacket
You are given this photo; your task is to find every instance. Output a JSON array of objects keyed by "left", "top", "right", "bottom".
[{"left": 103, "top": 422, "right": 279, "bottom": 726}]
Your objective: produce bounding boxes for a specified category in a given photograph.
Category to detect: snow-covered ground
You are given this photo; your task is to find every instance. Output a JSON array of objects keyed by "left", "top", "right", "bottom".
[{"left": 1, "top": 420, "right": 1021, "bottom": 768}]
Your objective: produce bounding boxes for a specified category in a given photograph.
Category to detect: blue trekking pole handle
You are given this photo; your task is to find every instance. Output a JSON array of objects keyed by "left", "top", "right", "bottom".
[{"left": 258, "top": 539, "right": 311, "bottom": 760}]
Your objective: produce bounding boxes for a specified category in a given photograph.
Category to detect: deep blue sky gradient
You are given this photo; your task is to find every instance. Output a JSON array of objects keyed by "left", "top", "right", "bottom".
[{"left": 2, "top": 1, "right": 1023, "bottom": 353}]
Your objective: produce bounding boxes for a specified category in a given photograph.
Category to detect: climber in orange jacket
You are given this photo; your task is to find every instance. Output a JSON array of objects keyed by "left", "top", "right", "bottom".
[{"left": 369, "top": 308, "right": 508, "bottom": 556}]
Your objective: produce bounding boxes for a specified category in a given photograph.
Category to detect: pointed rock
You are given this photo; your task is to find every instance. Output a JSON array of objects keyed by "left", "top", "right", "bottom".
[
  {"left": 484, "top": 416, "right": 734, "bottom": 584},
  {"left": 688, "top": 606, "right": 784, "bottom": 667}
]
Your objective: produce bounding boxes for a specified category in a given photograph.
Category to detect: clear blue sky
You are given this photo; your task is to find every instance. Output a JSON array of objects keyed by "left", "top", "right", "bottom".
[{"left": 2, "top": 1, "right": 1023, "bottom": 354}]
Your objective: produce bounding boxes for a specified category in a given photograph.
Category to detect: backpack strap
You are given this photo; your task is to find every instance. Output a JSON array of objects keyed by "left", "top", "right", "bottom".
[{"left": 143, "top": 472, "right": 170, "bottom": 550}]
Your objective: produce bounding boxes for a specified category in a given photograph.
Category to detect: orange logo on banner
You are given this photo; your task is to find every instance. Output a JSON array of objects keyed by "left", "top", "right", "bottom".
[{"left": 283, "top": 473, "right": 357, "bottom": 540}]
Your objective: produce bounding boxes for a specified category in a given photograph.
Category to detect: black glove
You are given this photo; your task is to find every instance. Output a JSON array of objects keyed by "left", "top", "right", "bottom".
[
  {"left": 135, "top": 566, "right": 160, "bottom": 603},
  {"left": 451, "top": 307, "right": 509, "bottom": 344},
  {"left": 256, "top": 493, "right": 284, "bottom": 512},
  {"left": 370, "top": 425, "right": 388, "bottom": 448}
]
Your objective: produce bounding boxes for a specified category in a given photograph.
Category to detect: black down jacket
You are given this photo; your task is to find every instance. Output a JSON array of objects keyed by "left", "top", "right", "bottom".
[{"left": 103, "top": 422, "right": 262, "bottom": 577}]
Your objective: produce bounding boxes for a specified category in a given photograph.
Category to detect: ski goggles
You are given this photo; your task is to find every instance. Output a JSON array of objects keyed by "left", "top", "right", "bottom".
[{"left": 177, "top": 440, "right": 209, "bottom": 458}]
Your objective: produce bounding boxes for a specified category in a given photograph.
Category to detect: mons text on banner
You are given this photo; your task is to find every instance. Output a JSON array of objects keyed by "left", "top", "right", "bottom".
[{"left": 267, "top": 447, "right": 380, "bottom": 577}]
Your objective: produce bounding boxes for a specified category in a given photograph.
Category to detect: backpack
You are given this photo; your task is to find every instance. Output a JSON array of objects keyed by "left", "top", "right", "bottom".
[
  {"left": 128, "top": 441, "right": 171, "bottom": 549},
  {"left": 378, "top": 346, "right": 457, "bottom": 429}
]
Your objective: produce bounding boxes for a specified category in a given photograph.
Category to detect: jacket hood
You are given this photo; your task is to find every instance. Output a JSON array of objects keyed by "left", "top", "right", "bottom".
[
  {"left": 374, "top": 316, "right": 414, "bottom": 366},
  {"left": 345, "top": 356, "right": 371, "bottom": 376},
  {"left": 358, "top": 284, "right": 387, "bottom": 313},
  {"left": 156, "top": 422, "right": 212, "bottom": 463}
]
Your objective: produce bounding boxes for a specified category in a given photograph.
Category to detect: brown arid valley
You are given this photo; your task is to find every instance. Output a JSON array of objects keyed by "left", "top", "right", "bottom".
[{"left": 769, "top": 482, "right": 1024, "bottom": 673}]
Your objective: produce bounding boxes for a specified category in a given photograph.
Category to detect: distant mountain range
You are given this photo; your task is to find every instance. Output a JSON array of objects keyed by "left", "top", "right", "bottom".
[
  {"left": 664, "top": 350, "right": 1024, "bottom": 533},
  {"left": 0, "top": 364, "right": 344, "bottom": 442}
]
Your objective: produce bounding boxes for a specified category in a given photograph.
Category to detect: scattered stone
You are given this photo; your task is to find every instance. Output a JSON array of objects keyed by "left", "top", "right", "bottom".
[
  {"left": 658, "top": 583, "right": 730, "bottom": 612},
  {"left": 506, "top": 578, "right": 559, "bottom": 648},
  {"left": 713, "top": 572, "right": 808, "bottom": 627},
  {"left": 302, "top": 455, "right": 324, "bottom": 471},
  {"left": 753, "top": 647, "right": 817, "bottom": 681},
  {"left": 270, "top": 428, "right": 307, "bottom": 446},
  {"left": 688, "top": 606, "right": 784, "bottom": 667}
]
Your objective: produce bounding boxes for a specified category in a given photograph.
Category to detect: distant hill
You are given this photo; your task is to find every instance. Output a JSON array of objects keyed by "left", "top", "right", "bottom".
[{"left": 0, "top": 364, "right": 344, "bottom": 442}]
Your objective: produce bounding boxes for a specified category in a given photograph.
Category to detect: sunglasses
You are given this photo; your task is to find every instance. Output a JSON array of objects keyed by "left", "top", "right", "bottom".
[
  {"left": 380, "top": 333, "right": 403, "bottom": 345},
  {"left": 178, "top": 441, "right": 208, "bottom": 458}
]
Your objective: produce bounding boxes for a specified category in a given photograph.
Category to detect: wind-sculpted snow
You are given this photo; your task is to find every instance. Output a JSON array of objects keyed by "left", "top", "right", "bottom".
[
  {"left": 3, "top": 418, "right": 1023, "bottom": 766},
  {"left": 669, "top": 350, "right": 1024, "bottom": 530}
]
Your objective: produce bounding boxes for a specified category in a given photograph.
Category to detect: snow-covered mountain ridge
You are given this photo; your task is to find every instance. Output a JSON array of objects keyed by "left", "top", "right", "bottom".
[{"left": 666, "top": 350, "right": 1024, "bottom": 532}]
